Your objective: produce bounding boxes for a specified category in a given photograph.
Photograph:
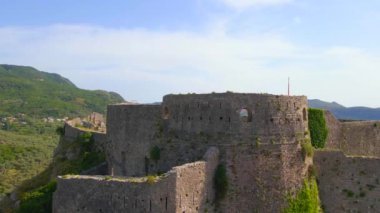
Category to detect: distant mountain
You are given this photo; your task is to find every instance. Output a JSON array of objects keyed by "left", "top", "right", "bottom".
[
  {"left": 308, "top": 99, "right": 380, "bottom": 120},
  {"left": 0, "top": 64, "right": 125, "bottom": 118}
]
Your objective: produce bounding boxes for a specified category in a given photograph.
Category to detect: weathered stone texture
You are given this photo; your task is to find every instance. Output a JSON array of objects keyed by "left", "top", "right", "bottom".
[
  {"left": 53, "top": 147, "right": 219, "bottom": 213},
  {"left": 314, "top": 150, "right": 380, "bottom": 213},
  {"left": 54, "top": 93, "right": 310, "bottom": 213},
  {"left": 324, "top": 111, "right": 380, "bottom": 157}
]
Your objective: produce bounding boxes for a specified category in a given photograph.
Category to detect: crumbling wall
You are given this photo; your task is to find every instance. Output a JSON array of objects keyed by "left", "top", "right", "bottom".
[
  {"left": 107, "top": 93, "right": 309, "bottom": 177},
  {"left": 314, "top": 150, "right": 380, "bottom": 213},
  {"left": 53, "top": 147, "right": 219, "bottom": 213},
  {"left": 62, "top": 122, "right": 106, "bottom": 152}
]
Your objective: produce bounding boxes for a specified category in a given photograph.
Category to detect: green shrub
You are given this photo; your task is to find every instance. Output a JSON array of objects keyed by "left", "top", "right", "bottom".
[
  {"left": 301, "top": 139, "right": 314, "bottom": 158},
  {"left": 214, "top": 164, "right": 228, "bottom": 201},
  {"left": 308, "top": 108, "right": 328, "bottom": 148},
  {"left": 18, "top": 180, "right": 57, "bottom": 213},
  {"left": 55, "top": 126, "right": 65, "bottom": 136},
  {"left": 150, "top": 146, "right": 161, "bottom": 161},
  {"left": 283, "top": 177, "right": 321, "bottom": 213}
]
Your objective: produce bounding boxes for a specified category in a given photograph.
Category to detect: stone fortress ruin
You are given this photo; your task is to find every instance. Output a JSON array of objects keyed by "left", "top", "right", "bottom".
[{"left": 53, "top": 92, "right": 380, "bottom": 212}]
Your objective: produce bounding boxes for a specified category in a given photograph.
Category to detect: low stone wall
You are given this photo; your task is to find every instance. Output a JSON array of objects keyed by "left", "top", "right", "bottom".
[
  {"left": 53, "top": 147, "right": 219, "bottom": 213},
  {"left": 314, "top": 150, "right": 380, "bottom": 213}
]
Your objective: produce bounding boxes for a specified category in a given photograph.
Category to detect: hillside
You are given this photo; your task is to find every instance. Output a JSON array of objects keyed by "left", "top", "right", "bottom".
[
  {"left": 0, "top": 64, "right": 125, "bottom": 209},
  {"left": 0, "top": 64, "right": 124, "bottom": 118},
  {"left": 309, "top": 99, "right": 380, "bottom": 120}
]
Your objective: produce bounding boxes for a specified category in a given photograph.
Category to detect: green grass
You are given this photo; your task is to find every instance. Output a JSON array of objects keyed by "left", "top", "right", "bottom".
[
  {"left": 308, "top": 108, "right": 328, "bottom": 148},
  {"left": 283, "top": 177, "right": 322, "bottom": 213}
]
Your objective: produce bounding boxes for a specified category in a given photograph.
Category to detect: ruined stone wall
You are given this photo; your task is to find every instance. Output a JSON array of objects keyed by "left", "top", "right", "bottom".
[
  {"left": 220, "top": 142, "right": 308, "bottom": 212},
  {"left": 62, "top": 122, "right": 106, "bottom": 152},
  {"left": 53, "top": 147, "right": 219, "bottom": 213},
  {"left": 324, "top": 111, "right": 380, "bottom": 157},
  {"left": 107, "top": 93, "right": 309, "bottom": 177},
  {"left": 106, "top": 104, "right": 161, "bottom": 176},
  {"left": 314, "top": 150, "right": 380, "bottom": 213}
]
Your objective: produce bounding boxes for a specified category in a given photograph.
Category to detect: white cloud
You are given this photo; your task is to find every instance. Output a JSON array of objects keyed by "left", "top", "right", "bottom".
[
  {"left": 0, "top": 25, "right": 379, "bottom": 107},
  {"left": 219, "top": 0, "right": 294, "bottom": 10}
]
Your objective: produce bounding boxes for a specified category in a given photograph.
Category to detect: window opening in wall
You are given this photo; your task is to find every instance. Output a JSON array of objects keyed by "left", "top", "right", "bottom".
[
  {"left": 188, "top": 116, "right": 191, "bottom": 121},
  {"left": 220, "top": 117, "right": 223, "bottom": 120},
  {"left": 228, "top": 117, "right": 231, "bottom": 122},
  {"left": 163, "top": 107, "right": 169, "bottom": 119},
  {"left": 150, "top": 200, "right": 152, "bottom": 212},
  {"left": 303, "top": 108, "right": 307, "bottom": 121},
  {"left": 200, "top": 116, "right": 203, "bottom": 120},
  {"left": 219, "top": 103, "right": 222, "bottom": 108},
  {"left": 239, "top": 108, "right": 252, "bottom": 122}
]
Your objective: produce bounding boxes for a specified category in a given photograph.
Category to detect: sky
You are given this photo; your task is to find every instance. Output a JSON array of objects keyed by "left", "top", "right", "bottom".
[{"left": 1, "top": 0, "right": 380, "bottom": 107}]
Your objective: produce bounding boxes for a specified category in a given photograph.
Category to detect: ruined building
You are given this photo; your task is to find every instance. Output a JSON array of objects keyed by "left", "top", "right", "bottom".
[{"left": 53, "top": 92, "right": 312, "bottom": 212}]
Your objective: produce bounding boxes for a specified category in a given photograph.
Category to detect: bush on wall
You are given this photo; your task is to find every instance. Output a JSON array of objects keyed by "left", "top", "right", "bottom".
[
  {"left": 214, "top": 164, "right": 228, "bottom": 201},
  {"left": 308, "top": 108, "right": 328, "bottom": 148},
  {"left": 283, "top": 177, "right": 322, "bottom": 213}
]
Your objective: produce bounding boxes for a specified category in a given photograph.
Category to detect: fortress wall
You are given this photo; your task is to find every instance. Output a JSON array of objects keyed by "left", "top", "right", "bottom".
[
  {"left": 314, "top": 150, "right": 380, "bottom": 213},
  {"left": 53, "top": 174, "right": 177, "bottom": 213},
  {"left": 340, "top": 121, "right": 380, "bottom": 157},
  {"left": 162, "top": 93, "right": 308, "bottom": 140},
  {"left": 53, "top": 147, "right": 219, "bottom": 213},
  {"left": 324, "top": 110, "right": 342, "bottom": 149},
  {"left": 62, "top": 122, "right": 106, "bottom": 152},
  {"left": 324, "top": 111, "right": 380, "bottom": 157},
  {"left": 107, "top": 104, "right": 161, "bottom": 176},
  {"left": 220, "top": 142, "right": 307, "bottom": 212},
  {"left": 175, "top": 147, "right": 219, "bottom": 213}
]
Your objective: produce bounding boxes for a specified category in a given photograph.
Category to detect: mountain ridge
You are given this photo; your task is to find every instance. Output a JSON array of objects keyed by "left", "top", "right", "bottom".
[
  {"left": 0, "top": 64, "right": 125, "bottom": 118},
  {"left": 308, "top": 99, "right": 380, "bottom": 120}
]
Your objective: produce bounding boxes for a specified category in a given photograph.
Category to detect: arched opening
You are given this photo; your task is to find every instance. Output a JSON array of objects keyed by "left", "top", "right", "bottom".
[
  {"left": 239, "top": 108, "right": 252, "bottom": 122},
  {"left": 163, "top": 106, "right": 169, "bottom": 119},
  {"left": 303, "top": 108, "right": 307, "bottom": 121}
]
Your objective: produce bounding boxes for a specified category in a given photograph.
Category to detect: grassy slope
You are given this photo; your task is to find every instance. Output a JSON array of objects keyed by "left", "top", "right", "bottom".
[
  {"left": 0, "top": 129, "right": 59, "bottom": 196},
  {"left": 0, "top": 64, "right": 124, "bottom": 117}
]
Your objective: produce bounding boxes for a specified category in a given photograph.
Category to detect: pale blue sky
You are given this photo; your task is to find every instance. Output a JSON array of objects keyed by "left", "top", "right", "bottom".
[{"left": 1, "top": 0, "right": 380, "bottom": 106}]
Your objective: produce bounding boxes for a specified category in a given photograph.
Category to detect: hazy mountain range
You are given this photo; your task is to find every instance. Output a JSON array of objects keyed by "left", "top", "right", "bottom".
[{"left": 308, "top": 99, "right": 380, "bottom": 120}]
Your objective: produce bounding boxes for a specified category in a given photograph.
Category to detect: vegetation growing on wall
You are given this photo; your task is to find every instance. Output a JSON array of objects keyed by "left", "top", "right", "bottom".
[
  {"left": 18, "top": 180, "right": 56, "bottom": 213},
  {"left": 150, "top": 146, "right": 161, "bottom": 161},
  {"left": 301, "top": 139, "right": 314, "bottom": 158},
  {"left": 308, "top": 108, "right": 328, "bottom": 148},
  {"left": 283, "top": 177, "right": 322, "bottom": 213},
  {"left": 214, "top": 164, "right": 228, "bottom": 202}
]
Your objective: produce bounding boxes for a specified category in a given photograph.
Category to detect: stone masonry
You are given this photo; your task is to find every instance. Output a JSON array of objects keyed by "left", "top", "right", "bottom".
[{"left": 53, "top": 92, "right": 311, "bottom": 212}]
